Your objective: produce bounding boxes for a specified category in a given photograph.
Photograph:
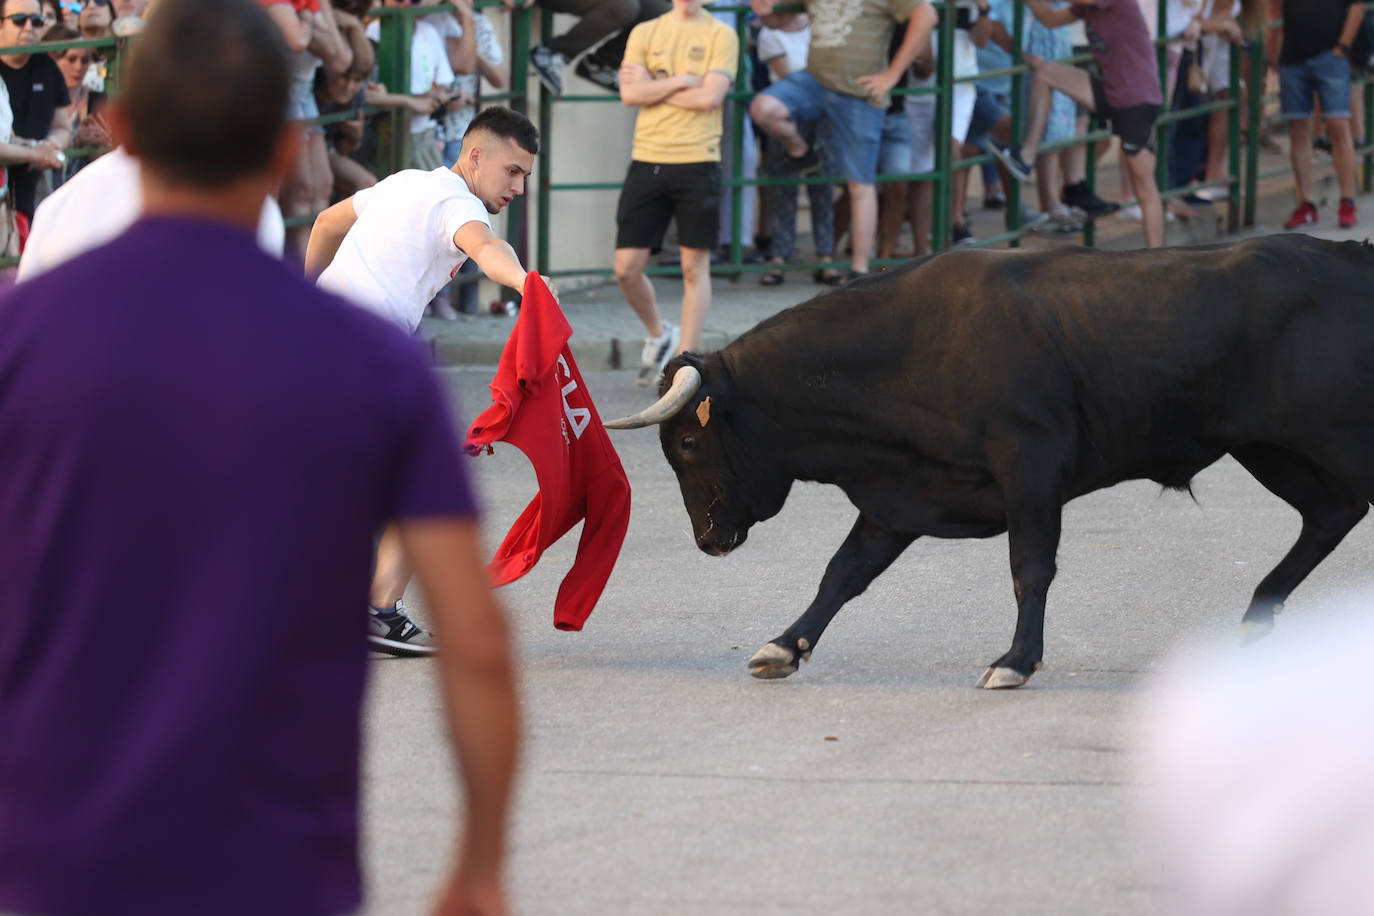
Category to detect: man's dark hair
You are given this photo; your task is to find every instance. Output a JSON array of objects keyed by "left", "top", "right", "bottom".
[
  {"left": 122, "top": 0, "right": 288, "bottom": 186},
  {"left": 462, "top": 106, "right": 540, "bottom": 155}
]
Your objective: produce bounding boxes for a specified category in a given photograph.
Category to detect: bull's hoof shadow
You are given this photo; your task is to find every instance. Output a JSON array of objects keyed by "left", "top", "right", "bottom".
[
  {"left": 975, "top": 664, "right": 1036, "bottom": 689},
  {"left": 748, "top": 642, "right": 799, "bottom": 679}
]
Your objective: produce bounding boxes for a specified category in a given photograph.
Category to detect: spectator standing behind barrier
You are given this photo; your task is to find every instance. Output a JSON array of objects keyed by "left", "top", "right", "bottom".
[
  {"left": 265, "top": 0, "right": 352, "bottom": 258},
  {"left": 749, "top": 0, "right": 937, "bottom": 280},
  {"left": 42, "top": 24, "right": 108, "bottom": 189},
  {"left": 755, "top": 10, "right": 840, "bottom": 286},
  {"left": 0, "top": 2, "right": 519, "bottom": 914},
  {"left": 614, "top": 0, "right": 736, "bottom": 386},
  {"left": 77, "top": 0, "right": 110, "bottom": 36},
  {"left": 993, "top": 0, "right": 1167, "bottom": 248},
  {"left": 1270, "top": 0, "right": 1362, "bottom": 229},
  {"left": 0, "top": 0, "right": 71, "bottom": 219},
  {"left": 518, "top": 0, "right": 670, "bottom": 96}
]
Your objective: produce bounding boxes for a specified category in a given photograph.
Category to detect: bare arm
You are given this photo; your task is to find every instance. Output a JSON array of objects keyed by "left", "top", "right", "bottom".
[
  {"left": 45, "top": 105, "right": 73, "bottom": 150},
  {"left": 399, "top": 519, "right": 518, "bottom": 916},
  {"left": 477, "top": 52, "right": 506, "bottom": 89},
  {"left": 266, "top": 1, "right": 311, "bottom": 52},
  {"left": 1338, "top": 1, "right": 1365, "bottom": 52},
  {"left": 969, "top": 5, "right": 996, "bottom": 49},
  {"left": 751, "top": 0, "right": 777, "bottom": 15},
  {"left": 304, "top": 197, "right": 359, "bottom": 278},
  {"left": 856, "top": 3, "right": 937, "bottom": 103},
  {"left": 663, "top": 71, "right": 732, "bottom": 110},
  {"left": 445, "top": 2, "right": 478, "bottom": 75},
  {"left": 365, "top": 81, "right": 439, "bottom": 115},
  {"left": 1024, "top": 0, "right": 1080, "bottom": 29},
  {"left": 453, "top": 219, "right": 533, "bottom": 292},
  {"left": 310, "top": 0, "right": 353, "bottom": 74},
  {"left": 987, "top": 16, "right": 1016, "bottom": 54},
  {"left": 764, "top": 54, "right": 791, "bottom": 81},
  {"left": 619, "top": 63, "right": 699, "bottom": 107}
]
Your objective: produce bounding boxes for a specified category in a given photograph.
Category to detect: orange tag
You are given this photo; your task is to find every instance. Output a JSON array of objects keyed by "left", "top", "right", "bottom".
[{"left": 696, "top": 396, "right": 711, "bottom": 427}]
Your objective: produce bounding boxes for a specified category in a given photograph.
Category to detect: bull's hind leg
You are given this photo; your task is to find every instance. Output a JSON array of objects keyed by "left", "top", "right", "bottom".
[
  {"left": 748, "top": 514, "right": 916, "bottom": 679},
  {"left": 1231, "top": 444, "right": 1369, "bottom": 641}
]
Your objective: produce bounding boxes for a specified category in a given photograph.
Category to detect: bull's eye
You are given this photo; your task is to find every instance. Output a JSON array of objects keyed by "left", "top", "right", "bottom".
[{"left": 679, "top": 433, "right": 697, "bottom": 453}]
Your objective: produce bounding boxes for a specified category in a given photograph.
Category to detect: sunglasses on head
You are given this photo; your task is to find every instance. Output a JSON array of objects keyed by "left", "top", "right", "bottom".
[{"left": 5, "top": 13, "right": 45, "bottom": 26}]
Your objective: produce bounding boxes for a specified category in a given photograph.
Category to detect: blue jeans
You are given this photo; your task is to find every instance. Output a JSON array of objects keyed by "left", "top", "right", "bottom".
[
  {"left": 1280, "top": 50, "right": 1352, "bottom": 120},
  {"left": 877, "top": 110, "right": 912, "bottom": 175},
  {"left": 760, "top": 70, "right": 886, "bottom": 183}
]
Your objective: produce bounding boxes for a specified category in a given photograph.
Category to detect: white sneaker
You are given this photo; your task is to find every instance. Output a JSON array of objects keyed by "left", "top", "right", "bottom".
[
  {"left": 637, "top": 322, "right": 679, "bottom": 387},
  {"left": 1120, "top": 204, "right": 1143, "bottom": 221}
]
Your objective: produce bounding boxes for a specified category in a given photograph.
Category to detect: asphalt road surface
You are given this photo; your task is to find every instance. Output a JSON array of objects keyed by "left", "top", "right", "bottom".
[{"left": 358, "top": 368, "right": 1374, "bottom": 915}]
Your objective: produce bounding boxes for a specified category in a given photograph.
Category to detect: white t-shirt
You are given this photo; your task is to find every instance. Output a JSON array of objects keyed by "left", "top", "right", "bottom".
[
  {"left": 16, "top": 148, "right": 286, "bottom": 282},
  {"left": 756, "top": 25, "right": 810, "bottom": 77},
  {"left": 317, "top": 167, "right": 491, "bottom": 332},
  {"left": 409, "top": 20, "right": 456, "bottom": 135}
]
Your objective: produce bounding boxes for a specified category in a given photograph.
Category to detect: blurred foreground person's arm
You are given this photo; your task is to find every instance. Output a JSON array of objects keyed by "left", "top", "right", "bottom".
[{"left": 399, "top": 519, "right": 518, "bottom": 916}]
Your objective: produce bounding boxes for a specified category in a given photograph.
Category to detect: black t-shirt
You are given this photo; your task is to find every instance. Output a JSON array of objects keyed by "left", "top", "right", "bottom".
[
  {"left": 0, "top": 53, "right": 71, "bottom": 217},
  {"left": 1282, "top": 0, "right": 1360, "bottom": 64}
]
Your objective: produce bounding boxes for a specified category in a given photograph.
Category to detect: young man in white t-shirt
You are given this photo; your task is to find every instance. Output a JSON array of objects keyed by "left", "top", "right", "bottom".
[{"left": 306, "top": 106, "right": 552, "bottom": 655}]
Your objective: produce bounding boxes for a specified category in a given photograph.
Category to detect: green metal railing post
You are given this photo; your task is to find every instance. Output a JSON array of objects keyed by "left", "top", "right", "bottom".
[
  {"left": 1365, "top": 79, "right": 1373, "bottom": 192},
  {"left": 1007, "top": 1, "right": 1024, "bottom": 244},
  {"left": 932, "top": 2, "right": 954, "bottom": 250},
  {"left": 1225, "top": 37, "right": 1242, "bottom": 232},
  {"left": 1243, "top": 37, "right": 1262, "bottom": 227},
  {"left": 376, "top": 9, "right": 411, "bottom": 178},
  {"left": 505, "top": 5, "right": 532, "bottom": 276},
  {"left": 729, "top": 9, "right": 748, "bottom": 273},
  {"left": 535, "top": 6, "right": 552, "bottom": 274},
  {"left": 1154, "top": 0, "right": 1170, "bottom": 193}
]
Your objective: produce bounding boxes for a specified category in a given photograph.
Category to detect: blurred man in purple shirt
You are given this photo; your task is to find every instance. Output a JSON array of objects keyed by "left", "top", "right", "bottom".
[{"left": 0, "top": 1, "right": 518, "bottom": 913}]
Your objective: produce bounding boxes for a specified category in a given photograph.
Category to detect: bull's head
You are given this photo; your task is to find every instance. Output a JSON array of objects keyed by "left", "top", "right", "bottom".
[{"left": 604, "top": 355, "right": 791, "bottom": 556}]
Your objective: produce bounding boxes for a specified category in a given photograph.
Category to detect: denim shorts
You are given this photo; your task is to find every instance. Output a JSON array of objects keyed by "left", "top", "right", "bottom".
[
  {"left": 878, "top": 109, "right": 912, "bottom": 175},
  {"left": 964, "top": 86, "right": 1009, "bottom": 151},
  {"left": 1280, "top": 50, "right": 1351, "bottom": 120},
  {"left": 760, "top": 69, "right": 886, "bottom": 183}
]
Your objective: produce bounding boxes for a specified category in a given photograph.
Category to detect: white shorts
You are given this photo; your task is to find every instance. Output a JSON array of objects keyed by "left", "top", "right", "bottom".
[
  {"left": 1199, "top": 33, "right": 1233, "bottom": 95},
  {"left": 904, "top": 82, "right": 976, "bottom": 175}
]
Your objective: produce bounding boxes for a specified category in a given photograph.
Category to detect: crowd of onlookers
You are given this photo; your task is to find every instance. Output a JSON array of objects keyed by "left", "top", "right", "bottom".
[{"left": 0, "top": 0, "right": 1367, "bottom": 293}]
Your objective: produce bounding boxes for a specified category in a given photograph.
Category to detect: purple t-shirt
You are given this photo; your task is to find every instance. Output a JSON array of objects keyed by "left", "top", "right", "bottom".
[
  {"left": 0, "top": 218, "right": 477, "bottom": 915},
  {"left": 1074, "top": 0, "right": 1164, "bottom": 110}
]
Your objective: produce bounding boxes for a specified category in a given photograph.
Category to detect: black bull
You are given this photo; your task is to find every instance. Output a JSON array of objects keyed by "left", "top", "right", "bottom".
[{"left": 605, "top": 235, "right": 1374, "bottom": 688}]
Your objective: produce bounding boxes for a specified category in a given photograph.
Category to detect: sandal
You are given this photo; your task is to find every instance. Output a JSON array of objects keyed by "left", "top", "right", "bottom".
[
  {"left": 759, "top": 269, "right": 785, "bottom": 286},
  {"left": 813, "top": 268, "right": 844, "bottom": 286}
]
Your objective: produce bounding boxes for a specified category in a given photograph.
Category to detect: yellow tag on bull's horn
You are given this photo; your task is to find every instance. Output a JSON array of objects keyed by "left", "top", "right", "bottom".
[{"left": 696, "top": 396, "right": 711, "bottom": 427}]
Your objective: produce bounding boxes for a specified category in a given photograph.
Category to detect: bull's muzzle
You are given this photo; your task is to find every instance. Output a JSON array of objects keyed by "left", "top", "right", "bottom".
[{"left": 603, "top": 366, "right": 702, "bottom": 429}]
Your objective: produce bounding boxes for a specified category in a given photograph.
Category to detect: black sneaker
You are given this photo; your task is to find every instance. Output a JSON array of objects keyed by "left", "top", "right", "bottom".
[
  {"left": 983, "top": 191, "right": 1006, "bottom": 210},
  {"left": 575, "top": 56, "right": 619, "bottom": 92},
  {"left": 952, "top": 223, "right": 975, "bottom": 245},
  {"left": 988, "top": 139, "right": 1033, "bottom": 181},
  {"left": 368, "top": 600, "right": 438, "bottom": 657},
  {"left": 1061, "top": 181, "right": 1119, "bottom": 217},
  {"left": 530, "top": 44, "right": 565, "bottom": 96}
]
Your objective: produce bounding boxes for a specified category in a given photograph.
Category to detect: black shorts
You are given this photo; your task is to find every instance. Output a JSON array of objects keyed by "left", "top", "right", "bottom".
[
  {"left": 615, "top": 160, "right": 721, "bottom": 252},
  {"left": 1090, "top": 75, "right": 1160, "bottom": 156}
]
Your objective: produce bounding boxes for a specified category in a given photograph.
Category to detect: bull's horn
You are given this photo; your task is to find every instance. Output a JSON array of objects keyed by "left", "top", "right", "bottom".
[{"left": 603, "top": 366, "right": 702, "bottom": 429}]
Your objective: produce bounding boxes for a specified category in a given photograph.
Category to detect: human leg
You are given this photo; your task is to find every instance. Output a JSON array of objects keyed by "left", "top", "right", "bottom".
[
  {"left": 541, "top": 0, "right": 638, "bottom": 60},
  {"left": 750, "top": 72, "right": 826, "bottom": 161},
  {"left": 820, "top": 86, "right": 884, "bottom": 272},
  {"left": 1124, "top": 148, "right": 1164, "bottom": 247},
  {"left": 678, "top": 246, "right": 711, "bottom": 352}
]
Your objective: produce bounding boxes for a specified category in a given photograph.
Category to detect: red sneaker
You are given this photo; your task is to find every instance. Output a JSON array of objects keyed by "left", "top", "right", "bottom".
[
  {"left": 1283, "top": 201, "right": 1318, "bottom": 230},
  {"left": 1339, "top": 198, "right": 1358, "bottom": 228}
]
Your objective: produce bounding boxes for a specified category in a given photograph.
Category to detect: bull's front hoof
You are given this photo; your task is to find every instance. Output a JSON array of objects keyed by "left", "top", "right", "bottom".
[
  {"left": 976, "top": 665, "right": 1031, "bottom": 690},
  {"left": 748, "top": 642, "right": 798, "bottom": 679}
]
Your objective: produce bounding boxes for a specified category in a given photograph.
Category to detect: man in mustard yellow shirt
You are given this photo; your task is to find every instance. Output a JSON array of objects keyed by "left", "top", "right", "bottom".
[{"left": 616, "top": 0, "right": 738, "bottom": 386}]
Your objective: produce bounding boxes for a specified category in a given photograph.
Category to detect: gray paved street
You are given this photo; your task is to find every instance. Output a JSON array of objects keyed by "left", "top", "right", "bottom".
[{"left": 359, "top": 356, "right": 1374, "bottom": 915}]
